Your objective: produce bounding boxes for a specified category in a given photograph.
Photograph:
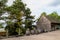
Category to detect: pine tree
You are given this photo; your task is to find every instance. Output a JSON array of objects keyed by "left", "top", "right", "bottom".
[
  {"left": 24, "top": 8, "right": 35, "bottom": 33},
  {"left": 5, "top": 0, "right": 26, "bottom": 35},
  {"left": 6, "top": 0, "right": 35, "bottom": 35}
]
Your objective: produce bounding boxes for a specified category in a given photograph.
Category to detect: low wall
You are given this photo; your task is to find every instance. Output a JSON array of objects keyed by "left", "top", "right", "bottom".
[{"left": 0, "top": 32, "right": 6, "bottom": 36}]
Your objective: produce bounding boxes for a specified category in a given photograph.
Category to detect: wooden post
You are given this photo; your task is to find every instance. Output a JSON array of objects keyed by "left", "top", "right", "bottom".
[
  {"left": 6, "top": 29, "right": 8, "bottom": 38},
  {"left": 18, "top": 28, "right": 20, "bottom": 36}
]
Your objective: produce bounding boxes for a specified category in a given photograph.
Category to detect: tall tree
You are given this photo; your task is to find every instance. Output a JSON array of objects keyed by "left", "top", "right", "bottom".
[
  {"left": 6, "top": 0, "right": 26, "bottom": 35},
  {"left": 5, "top": 0, "right": 35, "bottom": 35},
  {"left": 24, "top": 8, "right": 35, "bottom": 32}
]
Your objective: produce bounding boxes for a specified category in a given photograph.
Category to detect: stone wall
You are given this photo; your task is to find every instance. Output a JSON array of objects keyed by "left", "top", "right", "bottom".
[{"left": 37, "top": 15, "right": 51, "bottom": 32}]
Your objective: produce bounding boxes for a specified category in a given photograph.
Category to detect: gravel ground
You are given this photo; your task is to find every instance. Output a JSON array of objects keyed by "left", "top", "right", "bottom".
[{"left": 1, "top": 30, "right": 60, "bottom": 40}]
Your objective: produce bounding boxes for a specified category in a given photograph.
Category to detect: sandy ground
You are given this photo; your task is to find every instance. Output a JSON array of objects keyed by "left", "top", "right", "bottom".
[{"left": 1, "top": 30, "right": 60, "bottom": 40}]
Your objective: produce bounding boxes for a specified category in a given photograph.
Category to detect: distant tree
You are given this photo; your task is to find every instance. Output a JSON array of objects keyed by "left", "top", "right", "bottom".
[
  {"left": 37, "top": 12, "right": 46, "bottom": 21},
  {"left": 41, "top": 12, "right": 46, "bottom": 16},
  {"left": 48, "top": 12, "right": 58, "bottom": 19},
  {"left": 57, "top": 16, "right": 60, "bottom": 21},
  {"left": 49, "top": 12, "right": 60, "bottom": 21}
]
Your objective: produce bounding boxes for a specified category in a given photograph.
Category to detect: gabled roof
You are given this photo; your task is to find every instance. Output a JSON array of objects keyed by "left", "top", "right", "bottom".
[{"left": 45, "top": 16, "right": 60, "bottom": 23}]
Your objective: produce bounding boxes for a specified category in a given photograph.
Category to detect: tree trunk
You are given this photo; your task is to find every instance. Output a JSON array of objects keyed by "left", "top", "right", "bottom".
[
  {"left": 18, "top": 28, "right": 20, "bottom": 36},
  {"left": 6, "top": 29, "right": 8, "bottom": 38}
]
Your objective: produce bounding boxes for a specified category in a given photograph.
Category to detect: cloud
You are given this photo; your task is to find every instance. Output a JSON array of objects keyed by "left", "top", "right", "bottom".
[
  {"left": 50, "top": 0, "right": 60, "bottom": 6},
  {"left": 22, "top": 0, "right": 56, "bottom": 19}
]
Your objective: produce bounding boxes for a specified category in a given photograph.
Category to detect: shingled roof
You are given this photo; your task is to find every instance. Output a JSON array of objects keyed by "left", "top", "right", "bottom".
[{"left": 45, "top": 16, "right": 60, "bottom": 23}]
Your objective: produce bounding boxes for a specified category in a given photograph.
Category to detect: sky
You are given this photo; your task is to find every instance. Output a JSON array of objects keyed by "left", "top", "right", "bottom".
[{"left": 7, "top": 0, "right": 60, "bottom": 19}]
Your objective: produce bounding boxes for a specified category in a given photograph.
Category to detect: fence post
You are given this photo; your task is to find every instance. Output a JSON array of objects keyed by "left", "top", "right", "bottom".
[
  {"left": 6, "top": 29, "right": 8, "bottom": 38},
  {"left": 18, "top": 28, "right": 20, "bottom": 36}
]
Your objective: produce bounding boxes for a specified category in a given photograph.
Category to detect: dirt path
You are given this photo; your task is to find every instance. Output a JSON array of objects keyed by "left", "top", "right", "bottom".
[{"left": 1, "top": 30, "right": 60, "bottom": 40}]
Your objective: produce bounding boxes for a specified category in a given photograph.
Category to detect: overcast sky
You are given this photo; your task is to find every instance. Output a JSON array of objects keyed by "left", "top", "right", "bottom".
[{"left": 7, "top": 0, "right": 60, "bottom": 19}]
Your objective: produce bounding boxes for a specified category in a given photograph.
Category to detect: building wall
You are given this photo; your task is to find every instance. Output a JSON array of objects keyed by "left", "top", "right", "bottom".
[
  {"left": 37, "top": 15, "right": 51, "bottom": 32},
  {"left": 0, "top": 32, "right": 6, "bottom": 36}
]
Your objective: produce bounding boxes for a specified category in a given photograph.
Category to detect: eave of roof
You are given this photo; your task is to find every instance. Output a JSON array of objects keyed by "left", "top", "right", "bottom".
[{"left": 45, "top": 16, "right": 60, "bottom": 23}]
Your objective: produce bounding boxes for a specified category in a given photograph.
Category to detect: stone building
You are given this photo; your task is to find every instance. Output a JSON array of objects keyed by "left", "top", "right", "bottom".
[{"left": 37, "top": 15, "right": 60, "bottom": 32}]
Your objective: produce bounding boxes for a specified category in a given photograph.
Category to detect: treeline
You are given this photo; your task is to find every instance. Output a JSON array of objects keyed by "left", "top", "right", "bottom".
[{"left": 38, "top": 12, "right": 60, "bottom": 21}]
